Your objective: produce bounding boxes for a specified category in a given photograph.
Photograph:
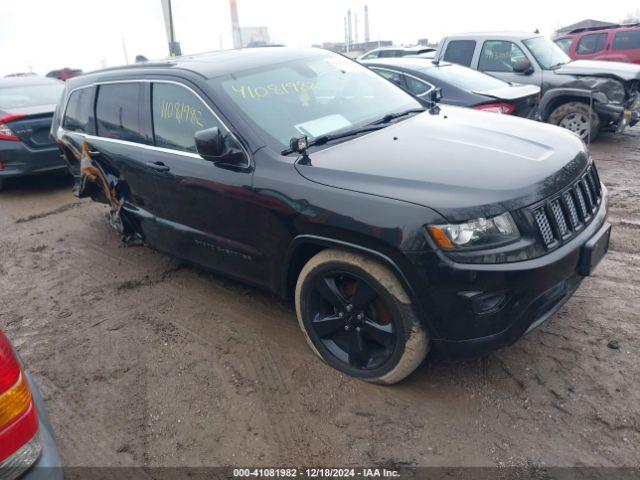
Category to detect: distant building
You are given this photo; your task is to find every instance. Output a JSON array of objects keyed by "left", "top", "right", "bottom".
[
  {"left": 240, "top": 26, "right": 271, "bottom": 48},
  {"left": 417, "top": 38, "right": 438, "bottom": 48}
]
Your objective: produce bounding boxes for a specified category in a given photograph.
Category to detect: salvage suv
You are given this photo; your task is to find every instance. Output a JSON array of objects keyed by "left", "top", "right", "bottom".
[
  {"left": 52, "top": 48, "right": 610, "bottom": 384},
  {"left": 436, "top": 32, "right": 640, "bottom": 140}
]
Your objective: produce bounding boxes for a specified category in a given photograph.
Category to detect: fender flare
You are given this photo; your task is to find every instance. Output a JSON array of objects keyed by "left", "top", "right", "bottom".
[
  {"left": 282, "top": 234, "right": 437, "bottom": 335},
  {"left": 539, "top": 88, "right": 607, "bottom": 121}
]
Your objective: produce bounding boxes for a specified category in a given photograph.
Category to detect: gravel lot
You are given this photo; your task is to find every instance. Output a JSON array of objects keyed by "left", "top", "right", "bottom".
[{"left": 0, "top": 127, "right": 639, "bottom": 471}]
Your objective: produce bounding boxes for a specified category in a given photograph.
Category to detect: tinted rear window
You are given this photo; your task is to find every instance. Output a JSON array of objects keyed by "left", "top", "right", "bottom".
[
  {"left": 443, "top": 40, "right": 476, "bottom": 67},
  {"left": 95, "top": 83, "right": 146, "bottom": 143},
  {"left": 425, "top": 63, "right": 507, "bottom": 91},
  {"left": 0, "top": 83, "right": 64, "bottom": 110},
  {"left": 613, "top": 30, "right": 640, "bottom": 50},
  {"left": 63, "top": 87, "right": 93, "bottom": 133}
]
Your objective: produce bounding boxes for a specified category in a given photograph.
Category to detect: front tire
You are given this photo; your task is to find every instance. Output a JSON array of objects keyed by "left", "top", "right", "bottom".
[
  {"left": 548, "top": 101, "right": 600, "bottom": 141},
  {"left": 295, "top": 249, "right": 429, "bottom": 385}
]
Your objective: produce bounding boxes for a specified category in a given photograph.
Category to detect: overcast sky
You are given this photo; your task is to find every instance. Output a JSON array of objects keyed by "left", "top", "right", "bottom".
[{"left": 2, "top": 0, "right": 639, "bottom": 76}]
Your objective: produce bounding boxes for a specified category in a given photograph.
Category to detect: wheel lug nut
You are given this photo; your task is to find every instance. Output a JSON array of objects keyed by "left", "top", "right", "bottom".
[
  {"left": 356, "top": 314, "right": 363, "bottom": 320},
  {"left": 345, "top": 325, "right": 350, "bottom": 331},
  {"left": 356, "top": 327, "right": 361, "bottom": 332},
  {"left": 338, "top": 312, "right": 344, "bottom": 318},
  {"left": 346, "top": 304, "right": 353, "bottom": 312}
]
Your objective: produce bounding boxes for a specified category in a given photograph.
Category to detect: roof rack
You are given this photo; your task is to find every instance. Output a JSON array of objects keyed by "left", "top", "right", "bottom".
[{"left": 566, "top": 22, "right": 640, "bottom": 34}]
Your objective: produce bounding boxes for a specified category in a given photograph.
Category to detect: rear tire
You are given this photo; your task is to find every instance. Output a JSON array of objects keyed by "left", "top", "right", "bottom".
[
  {"left": 548, "top": 101, "right": 600, "bottom": 141},
  {"left": 295, "top": 249, "right": 429, "bottom": 385}
]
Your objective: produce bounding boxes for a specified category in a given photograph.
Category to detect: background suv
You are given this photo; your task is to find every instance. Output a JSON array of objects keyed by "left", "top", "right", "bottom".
[{"left": 554, "top": 24, "right": 640, "bottom": 65}]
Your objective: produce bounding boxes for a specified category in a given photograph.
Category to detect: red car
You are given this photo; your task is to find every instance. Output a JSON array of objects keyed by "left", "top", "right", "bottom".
[
  {"left": 45, "top": 68, "right": 83, "bottom": 82},
  {"left": 555, "top": 24, "right": 640, "bottom": 64},
  {"left": 0, "top": 328, "right": 62, "bottom": 479}
]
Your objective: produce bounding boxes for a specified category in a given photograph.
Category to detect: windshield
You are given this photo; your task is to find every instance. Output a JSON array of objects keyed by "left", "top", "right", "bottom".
[
  {"left": 426, "top": 63, "right": 508, "bottom": 91},
  {"left": 0, "top": 83, "right": 64, "bottom": 109},
  {"left": 523, "top": 36, "right": 571, "bottom": 69},
  {"left": 210, "top": 52, "right": 421, "bottom": 150}
]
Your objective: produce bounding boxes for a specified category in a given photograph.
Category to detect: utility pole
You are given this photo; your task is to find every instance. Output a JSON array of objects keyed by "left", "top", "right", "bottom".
[
  {"left": 230, "top": 0, "right": 243, "bottom": 49},
  {"left": 160, "top": 0, "right": 181, "bottom": 56}
]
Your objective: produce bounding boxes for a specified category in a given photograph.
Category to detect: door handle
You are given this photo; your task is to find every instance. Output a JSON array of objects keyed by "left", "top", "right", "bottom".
[{"left": 146, "top": 161, "right": 170, "bottom": 172}]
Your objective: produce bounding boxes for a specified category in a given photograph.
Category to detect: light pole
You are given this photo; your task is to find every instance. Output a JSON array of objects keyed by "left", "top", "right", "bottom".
[{"left": 160, "top": 0, "right": 181, "bottom": 56}]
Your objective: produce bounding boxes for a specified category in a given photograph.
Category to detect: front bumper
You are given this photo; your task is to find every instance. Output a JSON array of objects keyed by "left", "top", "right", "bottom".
[
  {"left": 407, "top": 187, "right": 609, "bottom": 359},
  {"left": 0, "top": 140, "right": 66, "bottom": 180}
]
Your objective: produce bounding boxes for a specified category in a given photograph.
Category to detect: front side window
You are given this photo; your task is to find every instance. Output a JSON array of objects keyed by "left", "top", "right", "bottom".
[
  {"left": 613, "top": 30, "right": 640, "bottom": 50},
  {"left": 577, "top": 33, "right": 608, "bottom": 55},
  {"left": 479, "top": 41, "right": 528, "bottom": 72},
  {"left": 63, "top": 87, "right": 93, "bottom": 133},
  {"left": 152, "top": 83, "right": 220, "bottom": 153},
  {"left": 554, "top": 38, "right": 573, "bottom": 54},
  {"left": 443, "top": 40, "right": 476, "bottom": 67},
  {"left": 211, "top": 52, "right": 420, "bottom": 150},
  {"left": 96, "top": 83, "right": 146, "bottom": 143},
  {"left": 523, "top": 36, "right": 571, "bottom": 69}
]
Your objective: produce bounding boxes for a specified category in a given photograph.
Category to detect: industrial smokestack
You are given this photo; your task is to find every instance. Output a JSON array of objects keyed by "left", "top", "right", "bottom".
[
  {"left": 230, "top": 0, "right": 243, "bottom": 49},
  {"left": 347, "top": 9, "right": 353, "bottom": 48},
  {"left": 364, "top": 4, "right": 370, "bottom": 43},
  {"left": 355, "top": 13, "right": 359, "bottom": 45},
  {"left": 344, "top": 16, "right": 349, "bottom": 48}
]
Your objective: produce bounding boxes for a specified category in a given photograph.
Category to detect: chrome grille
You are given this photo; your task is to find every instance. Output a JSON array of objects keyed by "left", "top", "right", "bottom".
[{"left": 531, "top": 164, "right": 602, "bottom": 249}]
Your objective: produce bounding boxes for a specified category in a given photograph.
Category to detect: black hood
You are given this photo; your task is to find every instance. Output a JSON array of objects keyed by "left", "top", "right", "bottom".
[
  {"left": 555, "top": 60, "right": 640, "bottom": 82},
  {"left": 295, "top": 106, "right": 588, "bottom": 222}
]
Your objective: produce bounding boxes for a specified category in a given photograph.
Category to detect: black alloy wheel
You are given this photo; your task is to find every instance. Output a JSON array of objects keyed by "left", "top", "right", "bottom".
[{"left": 308, "top": 272, "right": 396, "bottom": 370}]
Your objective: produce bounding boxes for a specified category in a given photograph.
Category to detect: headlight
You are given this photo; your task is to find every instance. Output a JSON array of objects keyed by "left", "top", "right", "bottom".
[{"left": 428, "top": 212, "right": 520, "bottom": 250}]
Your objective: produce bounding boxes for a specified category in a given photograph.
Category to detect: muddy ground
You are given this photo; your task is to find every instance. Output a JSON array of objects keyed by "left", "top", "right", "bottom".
[{"left": 0, "top": 128, "right": 639, "bottom": 471}]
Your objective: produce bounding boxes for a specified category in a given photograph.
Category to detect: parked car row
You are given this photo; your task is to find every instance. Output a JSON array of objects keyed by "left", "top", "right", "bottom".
[
  {"left": 433, "top": 32, "right": 640, "bottom": 140},
  {"left": 358, "top": 32, "right": 640, "bottom": 141}
]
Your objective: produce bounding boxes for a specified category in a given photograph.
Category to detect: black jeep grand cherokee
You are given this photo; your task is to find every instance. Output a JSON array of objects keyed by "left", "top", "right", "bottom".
[{"left": 51, "top": 48, "right": 611, "bottom": 384}]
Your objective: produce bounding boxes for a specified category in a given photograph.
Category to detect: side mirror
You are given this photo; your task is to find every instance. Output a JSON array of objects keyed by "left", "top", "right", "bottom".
[
  {"left": 513, "top": 59, "right": 534, "bottom": 75},
  {"left": 429, "top": 87, "right": 443, "bottom": 103},
  {"left": 195, "top": 127, "right": 247, "bottom": 167}
]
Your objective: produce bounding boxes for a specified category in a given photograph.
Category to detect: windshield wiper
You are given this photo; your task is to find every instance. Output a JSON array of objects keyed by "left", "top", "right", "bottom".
[
  {"left": 371, "top": 107, "right": 426, "bottom": 125},
  {"left": 281, "top": 124, "right": 387, "bottom": 155}
]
